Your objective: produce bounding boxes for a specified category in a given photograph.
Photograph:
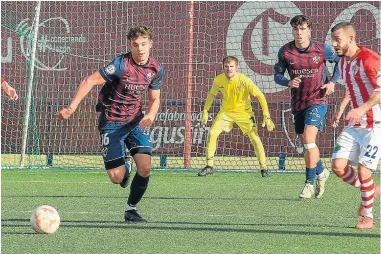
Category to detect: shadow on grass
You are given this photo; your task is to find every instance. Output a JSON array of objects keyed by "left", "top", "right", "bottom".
[
  {"left": 2, "top": 194, "right": 298, "bottom": 202},
  {"left": 2, "top": 218, "right": 379, "bottom": 238}
]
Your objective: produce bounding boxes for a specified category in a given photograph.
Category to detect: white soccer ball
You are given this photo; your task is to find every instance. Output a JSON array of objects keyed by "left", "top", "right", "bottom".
[{"left": 30, "top": 205, "right": 61, "bottom": 234}]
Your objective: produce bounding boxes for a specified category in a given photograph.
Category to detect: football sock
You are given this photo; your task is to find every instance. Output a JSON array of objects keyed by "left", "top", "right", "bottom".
[
  {"left": 338, "top": 165, "right": 360, "bottom": 188},
  {"left": 305, "top": 167, "right": 316, "bottom": 184},
  {"left": 360, "top": 177, "right": 375, "bottom": 219},
  {"left": 316, "top": 160, "right": 324, "bottom": 178},
  {"left": 125, "top": 204, "right": 136, "bottom": 211},
  {"left": 127, "top": 173, "right": 150, "bottom": 207}
]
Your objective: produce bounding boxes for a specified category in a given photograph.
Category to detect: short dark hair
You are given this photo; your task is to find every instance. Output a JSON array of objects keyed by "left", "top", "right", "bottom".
[
  {"left": 290, "top": 15, "right": 312, "bottom": 28},
  {"left": 331, "top": 22, "right": 355, "bottom": 33},
  {"left": 127, "top": 26, "right": 153, "bottom": 41},
  {"left": 223, "top": 56, "right": 238, "bottom": 65}
]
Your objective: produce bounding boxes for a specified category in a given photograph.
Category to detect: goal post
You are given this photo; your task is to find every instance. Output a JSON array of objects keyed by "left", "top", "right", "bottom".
[{"left": 1, "top": 1, "right": 380, "bottom": 170}]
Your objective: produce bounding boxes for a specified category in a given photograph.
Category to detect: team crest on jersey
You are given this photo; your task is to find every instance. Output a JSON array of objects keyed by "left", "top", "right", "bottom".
[
  {"left": 312, "top": 56, "right": 320, "bottom": 64},
  {"left": 105, "top": 64, "right": 116, "bottom": 75},
  {"left": 352, "top": 65, "right": 360, "bottom": 75},
  {"left": 146, "top": 72, "right": 155, "bottom": 82},
  {"left": 237, "top": 85, "right": 243, "bottom": 91}
]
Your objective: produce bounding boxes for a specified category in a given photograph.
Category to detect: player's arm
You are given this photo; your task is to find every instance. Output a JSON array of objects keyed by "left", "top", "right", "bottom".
[
  {"left": 274, "top": 47, "right": 301, "bottom": 88},
  {"left": 140, "top": 65, "right": 164, "bottom": 128},
  {"left": 1, "top": 77, "right": 18, "bottom": 100},
  {"left": 140, "top": 89, "right": 160, "bottom": 128},
  {"left": 321, "top": 44, "right": 341, "bottom": 95},
  {"left": 56, "top": 56, "right": 124, "bottom": 120},
  {"left": 274, "top": 47, "right": 290, "bottom": 86},
  {"left": 246, "top": 78, "right": 274, "bottom": 131},
  {"left": 346, "top": 57, "right": 380, "bottom": 123},
  {"left": 332, "top": 89, "right": 350, "bottom": 128},
  {"left": 201, "top": 80, "right": 219, "bottom": 127},
  {"left": 56, "top": 71, "right": 105, "bottom": 120}
]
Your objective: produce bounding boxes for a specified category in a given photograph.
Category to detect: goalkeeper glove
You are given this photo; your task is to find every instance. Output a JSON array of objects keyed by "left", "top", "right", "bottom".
[
  {"left": 201, "top": 111, "right": 208, "bottom": 128},
  {"left": 262, "top": 115, "right": 275, "bottom": 132}
]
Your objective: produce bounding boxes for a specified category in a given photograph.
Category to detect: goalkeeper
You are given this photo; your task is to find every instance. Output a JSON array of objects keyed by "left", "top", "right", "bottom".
[{"left": 198, "top": 56, "right": 275, "bottom": 177}]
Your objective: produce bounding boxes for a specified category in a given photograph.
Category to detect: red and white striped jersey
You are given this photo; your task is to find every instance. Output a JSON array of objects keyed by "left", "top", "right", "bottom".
[{"left": 339, "top": 46, "right": 381, "bottom": 128}]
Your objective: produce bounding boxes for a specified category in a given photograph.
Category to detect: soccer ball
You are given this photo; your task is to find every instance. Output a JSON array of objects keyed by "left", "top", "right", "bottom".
[{"left": 30, "top": 205, "right": 61, "bottom": 234}]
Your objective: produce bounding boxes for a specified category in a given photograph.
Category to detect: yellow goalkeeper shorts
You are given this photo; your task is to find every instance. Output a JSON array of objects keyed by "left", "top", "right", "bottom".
[{"left": 211, "top": 110, "right": 256, "bottom": 135}]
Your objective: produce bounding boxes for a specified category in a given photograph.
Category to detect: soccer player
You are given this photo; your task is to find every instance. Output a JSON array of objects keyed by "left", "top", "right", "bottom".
[
  {"left": 198, "top": 56, "right": 275, "bottom": 177},
  {"left": 1, "top": 77, "right": 19, "bottom": 100},
  {"left": 56, "top": 26, "right": 164, "bottom": 223},
  {"left": 330, "top": 22, "right": 380, "bottom": 229},
  {"left": 274, "top": 15, "right": 341, "bottom": 199}
]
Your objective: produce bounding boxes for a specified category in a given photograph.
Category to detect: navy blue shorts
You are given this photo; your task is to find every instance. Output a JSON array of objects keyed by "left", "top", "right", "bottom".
[
  {"left": 98, "top": 115, "right": 152, "bottom": 170},
  {"left": 293, "top": 104, "right": 328, "bottom": 135}
]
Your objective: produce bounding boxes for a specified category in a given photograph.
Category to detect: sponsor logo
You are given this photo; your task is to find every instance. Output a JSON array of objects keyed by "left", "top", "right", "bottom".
[
  {"left": 2, "top": 17, "right": 87, "bottom": 71},
  {"left": 334, "top": 145, "right": 341, "bottom": 152}
]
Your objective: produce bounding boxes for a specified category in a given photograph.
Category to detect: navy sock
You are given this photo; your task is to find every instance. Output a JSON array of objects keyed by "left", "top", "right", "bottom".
[
  {"left": 127, "top": 173, "right": 150, "bottom": 207},
  {"left": 305, "top": 167, "right": 316, "bottom": 184},
  {"left": 315, "top": 160, "right": 324, "bottom": 175}
]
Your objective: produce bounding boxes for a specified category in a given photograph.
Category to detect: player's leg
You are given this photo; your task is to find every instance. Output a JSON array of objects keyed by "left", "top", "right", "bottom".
[
  {"left": 293, "top": 109, "right": 314, "bottom": 198},
  {"left": 99, "top": 123, "right": 130, "bottom": 185},
  {"left": 198, "top": 111, "right": 231, "bottom": 176},
  {"left": 302, "top": 104, "right": 329, "bottom": 199},
  {"left": 355, "top": 128, "right": 381, "bottom": 229},
  {"left": 124, "top": 126, "right": 153, "bottom": 223},
  {"left": 331, "top": 128, "right": 361, "bottom": 188},
  {"left": 120, "top": 147, "right": 133, "bottom": 188},
  {"left": 236, "top": 113, "right": 268, "bottom": 177}
]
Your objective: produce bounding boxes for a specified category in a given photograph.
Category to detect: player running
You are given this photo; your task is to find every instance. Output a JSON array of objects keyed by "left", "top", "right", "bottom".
[
  {"left": 56, "top": 26, "right": 164, "bottom": 223},
  {"left": 330, "top": 22, "right": 381, "bottom": 229},
  {"left": 274, "top": 15, "right": 341, "bottom": 199}
]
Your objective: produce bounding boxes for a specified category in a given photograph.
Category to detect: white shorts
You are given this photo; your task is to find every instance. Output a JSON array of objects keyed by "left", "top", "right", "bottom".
[{"left": 331, "top": 127, "right": 381, "bottom": 170}]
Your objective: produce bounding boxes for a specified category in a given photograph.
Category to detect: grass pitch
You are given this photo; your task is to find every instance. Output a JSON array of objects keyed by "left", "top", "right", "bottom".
[{"left": 1, "top": 170, "right": 380, "bottom": 253}]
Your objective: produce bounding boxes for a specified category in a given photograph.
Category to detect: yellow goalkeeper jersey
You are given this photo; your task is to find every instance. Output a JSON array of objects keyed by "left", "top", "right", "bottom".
[{"left": 209, "top": 72, "right": 269, "bottom": 115}]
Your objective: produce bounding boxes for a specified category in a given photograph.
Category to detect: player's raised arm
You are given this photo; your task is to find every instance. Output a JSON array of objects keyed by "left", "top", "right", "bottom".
[
  {"left": 56, "top": 71, "right": 105, "bottom": 120},
  {"left": 201, "top": 80, "right": 218, "bottom": 127}
]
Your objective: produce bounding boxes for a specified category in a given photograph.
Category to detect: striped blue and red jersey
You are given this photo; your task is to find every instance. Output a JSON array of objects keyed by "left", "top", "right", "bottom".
[
  {"left": 97, "top": 52, "right": 164, "bottom": 123},
  {"left": 274, "top": 41, "right": 340, "bottom": 114}
]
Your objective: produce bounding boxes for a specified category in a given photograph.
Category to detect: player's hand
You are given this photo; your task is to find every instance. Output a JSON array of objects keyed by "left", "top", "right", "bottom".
[
  {"left": 262, "top": 115, "right": 275, "bottom": 132},
  {"left": 322, "top": 81, "right": 335, "bottom": 96},
  {"left": 345, "top": 108, "right": 365, "bottom": 125},
  {"left": 6, "top": 87, "right": 18, "bottom": 100},
  {"left": 332, "top": 111, "right": 342, "bottom": 128},
  {"left": 201, "top": 111, "right": 208, "bottom": 128},
  {"left": 288, "top": 76, "right": 302, "bottom": 88},
  {"left": 139, "top": 114, "right": 155, "bottom": 128},
  {"left": 56, "top": 107, "right": 75, "bottom": 120}
]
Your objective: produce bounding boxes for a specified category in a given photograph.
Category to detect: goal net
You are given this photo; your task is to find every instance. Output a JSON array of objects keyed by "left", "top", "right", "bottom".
[{"left": 1, "top": 1, "right": 380, "bottom": 170}]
